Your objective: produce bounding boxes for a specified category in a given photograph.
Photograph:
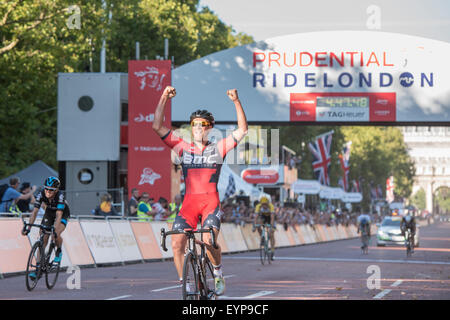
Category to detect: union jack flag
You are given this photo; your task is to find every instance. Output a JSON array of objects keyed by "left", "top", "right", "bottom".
[
  {"left": 386, "top": 176, "right": 395, "bottom": 203},
  {"left": 351, "top": 179, "right": 361, "bottom": 193},
  {"left": 338, "top": 141, "right": 352, "bottom": 191},
  {"left": 308, "top": 131, "right": 333, "bottom": 186}
]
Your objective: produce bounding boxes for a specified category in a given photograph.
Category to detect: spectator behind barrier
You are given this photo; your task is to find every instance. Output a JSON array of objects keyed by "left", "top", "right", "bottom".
[
  {"left": 92, "top": 193, "right": 119, "bottom": 217},
  {"left": 128, "top": 188, "right": 140, "bottom": 217},
  {"left": 0, "top": 177, "right": 36, "bottom": 214}
]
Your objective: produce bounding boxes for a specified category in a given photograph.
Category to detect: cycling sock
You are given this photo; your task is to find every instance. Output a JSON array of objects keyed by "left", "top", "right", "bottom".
[
  {"left": 56, "top": 247, "right": 62, "bottom": 256},
  {"left": 212, "top": 264, "right": 222, "bottom": 277}
]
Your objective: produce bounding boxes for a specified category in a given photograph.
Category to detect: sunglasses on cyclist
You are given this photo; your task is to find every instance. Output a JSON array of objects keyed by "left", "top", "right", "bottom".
[
  {"left": 44, "top": 187, "right": 57, "bottom": 192},
  {"left": 190, "top": 120, "right": 211, "bottom": 128}
]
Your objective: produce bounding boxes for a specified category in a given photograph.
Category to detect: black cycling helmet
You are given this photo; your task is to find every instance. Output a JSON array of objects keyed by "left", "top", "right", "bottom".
[
  {"left": 44, "top": 176, "right": 60, "bottom": 190},
  {"left": 190, "top": 109, "right": 214, "bottom": 127}
]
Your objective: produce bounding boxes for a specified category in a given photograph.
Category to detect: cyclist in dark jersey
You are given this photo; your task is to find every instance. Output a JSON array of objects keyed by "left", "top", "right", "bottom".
[
  {"left": 153, "top": 86, "right": 248, "bottom": 296},
  {"left": 22, "top": 177, "right": 70, "bottom": 279}
]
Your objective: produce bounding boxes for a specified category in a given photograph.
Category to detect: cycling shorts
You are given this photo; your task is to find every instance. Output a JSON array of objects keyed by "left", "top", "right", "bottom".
[
  {"left": 171, "top": 193, "right": 223, "bottom": 231},
  {"left": 42, "top": 205, "right": 70, "bottom": 228},
  {"left": 258, "top": 214, "right": 272, "bottom": 225}
]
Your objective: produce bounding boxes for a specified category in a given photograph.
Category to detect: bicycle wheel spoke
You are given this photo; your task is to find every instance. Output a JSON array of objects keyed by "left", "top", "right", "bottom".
[
  {"left": 45, "top": 244, "right": 61, "bottom": 289},
  {"left": 26, "top": 243, "right": 42, "bottom": 291},
  {"left": 183, "top": 253, "right": 200, "bottom": 300}
]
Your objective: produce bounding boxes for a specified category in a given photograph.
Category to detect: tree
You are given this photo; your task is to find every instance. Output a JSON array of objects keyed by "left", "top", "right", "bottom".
[
  {"left": 0, "top": 0, "right": 254, "bottom": 178},
  {"left": 341, "top": 126, "right": 415, "bottom": 210},
  {"left": 409, "top": 188, "right": 426, "bottom": 210}
]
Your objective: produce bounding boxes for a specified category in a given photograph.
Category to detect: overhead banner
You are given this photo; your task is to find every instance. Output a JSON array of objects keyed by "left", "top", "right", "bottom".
[
  {"left": 173, "top": 31, "right": 450, "bottom": 123},
  {"left": 128, "top": 60, "right": 172, "bottom": 200}
]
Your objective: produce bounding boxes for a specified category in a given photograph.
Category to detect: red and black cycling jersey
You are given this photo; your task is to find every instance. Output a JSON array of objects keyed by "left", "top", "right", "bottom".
[{"left": 161, "top": 130, "right": 238, "bottom": 195}]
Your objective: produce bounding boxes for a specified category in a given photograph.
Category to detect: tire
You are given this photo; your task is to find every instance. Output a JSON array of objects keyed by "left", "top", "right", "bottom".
[
  {"left": 182, "top": 252, "right": 200, "bottom": 300},
  {"left": 26, "top": 242, "right": 43, "bottom": 291},
  {"left": 266, "top": 241, "right": 272, "bottom": 264},
  {"left": 202, "top": 255, "right": 217, "bottom": 300},
  {"left": 259, "top": 238, "right": 266, "bottom": 265},
  {"left": 45, "top": 243, "right": 61, "bottom": 290}
]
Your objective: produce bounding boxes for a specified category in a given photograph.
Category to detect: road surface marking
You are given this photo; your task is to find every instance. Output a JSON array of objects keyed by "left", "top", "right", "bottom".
[
  {"left": 224, "top": 256, "right": 450, "bottom": 266},
  {"left": 373, "top": 289, "right": 392, "bottom": 299},
  {"left": 219, "top": 290, "right": 276, "bottom": 300},
  {"left": 151, "top": 275, "right": 235, "bottom": 292},
  {"left": 391, "top": 280, "right": 403, "bottom": 287},
  {"left": 106, "top": 295, "right": 132, "bottom": 300},
  {"left": 373, "top": 280, "right": 403, "bottom": 299}
]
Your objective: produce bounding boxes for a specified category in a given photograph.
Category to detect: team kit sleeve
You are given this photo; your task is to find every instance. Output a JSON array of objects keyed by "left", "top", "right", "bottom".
[
  {"left": 34, "top": 191, "right": 44, "bottom": 209},
  {"left": 57, "top": 193, "right": 66, "bottom": 211}
]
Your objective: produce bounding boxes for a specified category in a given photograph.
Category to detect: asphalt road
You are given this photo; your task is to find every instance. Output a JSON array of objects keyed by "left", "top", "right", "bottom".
[{"left": 1, "top": 222, "right": 449, "bottom": 300}]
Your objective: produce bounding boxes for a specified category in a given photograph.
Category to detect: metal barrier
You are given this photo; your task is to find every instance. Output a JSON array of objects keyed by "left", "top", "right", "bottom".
[{"left": 62, "top": 188, "right": 125, "bottom": 217}]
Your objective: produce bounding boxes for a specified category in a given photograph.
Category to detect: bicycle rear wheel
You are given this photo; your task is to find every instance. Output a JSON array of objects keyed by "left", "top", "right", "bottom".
[
  {"left": 25, "top": 242, "right": 43, "bottom": 291},
  {"left": 259, "top": 239, "right": 266, "bottom": 265},
  {"left": 202, "top": 255, "right": 217, "bottom": 300},
  {"left": 266, "top": 240, "right": 272, "bottom": 264},
  {"left": 45, "top": 243, "right": 61, "bottom": 289},
  {"left": 182, "top": 252, "right": 200, "bottom": 300}
]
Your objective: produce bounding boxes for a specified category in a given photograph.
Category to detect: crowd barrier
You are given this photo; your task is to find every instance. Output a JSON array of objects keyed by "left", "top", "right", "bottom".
[{"left": 0, "top": 216, "right": 378, "bottom": 278}]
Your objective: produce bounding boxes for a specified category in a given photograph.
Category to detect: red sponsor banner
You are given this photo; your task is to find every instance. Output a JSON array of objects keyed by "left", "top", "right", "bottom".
[
  {"left": 290, "top": 92, "right": 396, "bottom": 122},
  {"left": 128, "top": 60, "right": 172, "bottom": 200},
  {"left": 241, "top": 169, "right": 279, "bottom": 184}
]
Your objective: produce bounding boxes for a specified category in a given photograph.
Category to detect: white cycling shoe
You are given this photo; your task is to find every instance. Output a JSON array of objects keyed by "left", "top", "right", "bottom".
[{"left": 214, "top": 275, "right": 226, "bottom": 296}]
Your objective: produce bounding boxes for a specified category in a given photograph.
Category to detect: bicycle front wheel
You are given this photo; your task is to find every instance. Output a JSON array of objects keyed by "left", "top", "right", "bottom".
[
  {"left": 182, "top": 252, "right": 200, "bottom": 300},
  {"left": 45, "top": 243, "right": 61, "bottom": 290},
  {"left": 259, "top": 239, "right": 266, "bottom": 265},
  {"left": 25, "top": 242, "right": 43, "bottom": 291}
]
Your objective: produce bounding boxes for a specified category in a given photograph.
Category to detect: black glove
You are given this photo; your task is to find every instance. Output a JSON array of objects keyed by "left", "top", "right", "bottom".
[{"left": 22, "top": 225, "right": 30, "bottom": 235}]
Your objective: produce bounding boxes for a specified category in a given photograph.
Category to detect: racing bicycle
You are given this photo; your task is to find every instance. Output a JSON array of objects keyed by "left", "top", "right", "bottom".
[
  {"left": 160, "top": 226, "right": 218, "bottom": 300},
  {"left": 404, "top": 229, "right": 415, "bottom": 257},
  {"left": 23, "top": 223, "right": 61, "bottom": 291},
  {"left": 253, "top": 223, "right": 273, "bottom": 265}
]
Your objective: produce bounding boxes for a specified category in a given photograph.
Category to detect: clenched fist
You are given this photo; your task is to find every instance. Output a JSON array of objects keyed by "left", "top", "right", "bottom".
[
  {"left": 227, "top": 89, "right": 239, "bottom": 102},
  {"left": 163, "top": 86, "right": 176, "bottom": 98}
]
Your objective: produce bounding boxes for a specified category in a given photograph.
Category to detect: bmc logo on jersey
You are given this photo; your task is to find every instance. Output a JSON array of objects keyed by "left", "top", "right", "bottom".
[{"left": 183, "top": 153, "right": 219, "bottom": 165}]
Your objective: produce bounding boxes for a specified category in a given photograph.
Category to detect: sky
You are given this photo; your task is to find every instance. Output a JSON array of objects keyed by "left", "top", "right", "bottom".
[{"left": 199, "top": 0, "right": 450, "bottom": 43}]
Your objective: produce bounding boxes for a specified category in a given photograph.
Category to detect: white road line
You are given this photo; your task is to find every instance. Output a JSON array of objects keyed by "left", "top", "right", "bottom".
[
  {"left": 391, "top": 280, "right": 403, "bottom": 287},
  {"left": 373, "top": 280, "right": 403, "bottom": 299},
  {"left": 219, "top": 290, "right": 276, "bottom": 300},
  {"left": 373, "top": 289, "right": 392, "bottom": 299},
  {"left": 106, "top": 295, "right": 132, "bottom": 300},
  {"left": 151, "top": 275, "right": 236, "bottom": 292},
  {"left": 224, "top": 256, "right": 450, "bottom": 266}
]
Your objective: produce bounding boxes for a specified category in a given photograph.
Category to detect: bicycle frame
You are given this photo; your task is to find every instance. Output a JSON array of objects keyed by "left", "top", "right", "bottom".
[
  {"left": 254, "top": 223, "right": 273, "bottom": 264},
  {"left": 23, "top": 222, "right": 60, "bottom": 291},
  {"left": 160, "top": 227, "right": 218, "bottom": 300}
]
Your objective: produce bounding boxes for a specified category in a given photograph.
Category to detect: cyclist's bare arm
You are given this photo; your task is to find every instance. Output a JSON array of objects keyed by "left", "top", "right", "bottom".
[
  {"left": 152, "top": 86, "right": 176, "bottom": 137},
  {"left": 227, "top": 89, "right": 248, "bottom": 142},
  {"left": 55, "top": 210, "right": 63, "bottom": 227},
  {"left": 17, "top": 185, "right": 37, "bottom": 202}
]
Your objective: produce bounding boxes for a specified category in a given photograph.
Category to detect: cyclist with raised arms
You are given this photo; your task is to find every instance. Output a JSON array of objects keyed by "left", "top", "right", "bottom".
[
  {"left": 22, "top": 177, "right": 70, "bottom": 280},
  {"left": 254, "top": 196, "right": 276, "bottom": 260},
  {"left": 152, "top": 86, "right": 248, "bottom": 296}
]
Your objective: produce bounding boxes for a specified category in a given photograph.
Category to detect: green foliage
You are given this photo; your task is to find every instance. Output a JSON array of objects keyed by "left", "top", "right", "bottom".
[
  {"left": 409, "top": 188, "right": 426, "bottom": 210},
  {"left": 272, "top": 125, "right": 415, "bottom": 211},
  {"left": 435, "top": 187, "right": 450, "bottom": 213},
  {"left": 0, "top": 0, "right": 254, "bottom": 178}
]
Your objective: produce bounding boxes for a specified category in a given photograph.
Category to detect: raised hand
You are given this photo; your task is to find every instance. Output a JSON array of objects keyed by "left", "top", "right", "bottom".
[
  {"left": 163, "top": 86, "right": 176, "bottom": 99},
  {"left": 227, "top": 89, "right": 239, "bottom": 102}
]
